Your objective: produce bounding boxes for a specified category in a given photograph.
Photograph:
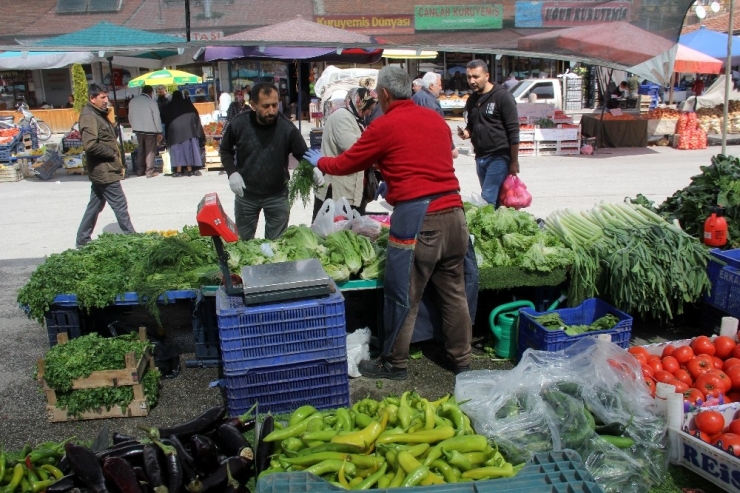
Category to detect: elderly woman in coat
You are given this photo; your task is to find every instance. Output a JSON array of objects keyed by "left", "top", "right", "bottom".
[
  {"left": 312, "top": 87, "right": 377, "bottom": 220},
  {"left": 161, "top": 90, "right": 206, "bottom": 177}
]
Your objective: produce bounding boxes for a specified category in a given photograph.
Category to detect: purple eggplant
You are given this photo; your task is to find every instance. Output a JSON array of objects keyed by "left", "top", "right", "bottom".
[
  {"left": 102, "top": 456, "right": 143, "bottom": 493},
  {"left": 64, "top": 443, "right": 109, "bottom": 493}
]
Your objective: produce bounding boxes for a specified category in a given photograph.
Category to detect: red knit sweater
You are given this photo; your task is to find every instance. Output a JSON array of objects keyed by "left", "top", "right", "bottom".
[{"left": 317, "top": 100, "right": 462, "bottom": 213}]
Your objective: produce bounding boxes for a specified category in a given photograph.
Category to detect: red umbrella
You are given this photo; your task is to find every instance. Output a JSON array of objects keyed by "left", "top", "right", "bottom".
[
  {"left": 674, "top": 44, "right": 723, "bottom": 74},
  {"left": 517, "top": 22, "right": 674, "bottom": 67}
]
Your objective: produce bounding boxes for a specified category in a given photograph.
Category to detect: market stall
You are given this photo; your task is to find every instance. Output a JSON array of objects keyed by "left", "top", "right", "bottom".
[{"left": 581, "top": 114, "right": 648, "bottom": 148}]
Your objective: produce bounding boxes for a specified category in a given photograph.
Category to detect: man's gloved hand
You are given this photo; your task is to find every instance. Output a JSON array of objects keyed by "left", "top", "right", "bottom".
[
  {"left": 313, "top": 167, "right": 325, "bottom": 187},
  {"left": 374, "top": 181, "right": 387, "bottom": 201},
  {"left": 304, "top": 149, "right": 324, "bottom": 167},
  {"left": 228, "top": 172, "right": 246, "bottom": 198}
]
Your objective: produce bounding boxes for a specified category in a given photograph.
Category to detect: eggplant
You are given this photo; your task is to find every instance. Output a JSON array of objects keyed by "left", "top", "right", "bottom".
[
  {"left": 190, "top": 435, "right": 220, "bottom": 474},
  {"left": 199, "top": 457, "right": 252, "bottom": 493},
  {"left": 102, "top": 456, "right": 143, "bottom": 493},
  {"left": 64, "top": 443, "right": 110, "bottom": 493},
  {"left": 165, "top": 436, "right": 195, "bottom": 467},
  {"left": 216, "top": 424, "right": 254, "bottom": 463},
  {"left": 97, "top": 443, "right": 146, "bottom": 466},
  {"left": 103, "top": 439, "right": 141, "bottom": 452},
  {"left": 254, "top": 415, "right": 274, "bottom": 476},
  {"left": 133, "top": 467, "right": 152, "bottom": 493},
  {"left": 219, "top": 403, "right": 258, "bottom": 433},
  {"left": 156, "top": 406, "right": 226, "bottom": 440},
  {"left": 46, "top": 475, "right": 83, "bottom": 493},
  {"left": 142, "top": 444, "right": 166, "bottom": 491},
  {"left": 112, "top": 432, "right": 138, "bottom": 444},
  {"left": 154, "top": 440, "right": 183, "bottom": 493},
  {"left": 224, "top": 461, "right": 250, "bottom": 493}
]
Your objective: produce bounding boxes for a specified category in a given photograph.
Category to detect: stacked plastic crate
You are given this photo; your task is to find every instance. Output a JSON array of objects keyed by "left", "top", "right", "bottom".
[{"left": 216, "top": 287, "right": 350, "bottom": 415}]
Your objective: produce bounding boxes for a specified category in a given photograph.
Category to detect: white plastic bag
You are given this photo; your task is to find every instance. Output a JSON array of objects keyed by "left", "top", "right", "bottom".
[
  {"left": 346, "top": 327, "right": 371, "bottom": 378},
  {"left": 467, "top": 192, "right": 488, "bottom": 207},
  {"left": 344, "top": 211, "right": 382, "bottom": 240},
  {"left": 311, "top": 198, "right": 336, "bottom": 238}
]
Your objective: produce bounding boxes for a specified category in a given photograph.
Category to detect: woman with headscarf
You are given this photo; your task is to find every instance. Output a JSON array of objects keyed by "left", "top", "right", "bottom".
[
  {"left": 312, "top": 87, "right": 378, "bottom": 220},
  {"left": 161, "top": 90, "right": 206, "bottom": 177}
]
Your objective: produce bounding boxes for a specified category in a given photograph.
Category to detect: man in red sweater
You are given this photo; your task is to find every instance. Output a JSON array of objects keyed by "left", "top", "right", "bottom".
[{"left": 304, "top": 66, "right": 474, "bottom": 380}]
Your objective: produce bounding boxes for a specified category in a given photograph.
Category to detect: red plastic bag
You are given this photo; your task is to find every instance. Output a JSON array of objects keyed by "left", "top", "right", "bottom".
[{"left": 498, "top": 175, "right": 532, "bottom": 209}]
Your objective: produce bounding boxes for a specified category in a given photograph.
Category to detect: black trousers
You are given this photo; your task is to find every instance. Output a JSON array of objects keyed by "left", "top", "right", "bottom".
[{"left": 76, "top": 181, "right": 135, "bottom": 246}]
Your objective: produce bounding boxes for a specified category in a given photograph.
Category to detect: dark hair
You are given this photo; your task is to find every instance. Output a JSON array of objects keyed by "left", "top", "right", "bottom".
[
  {"left": 141, "top": 85, "right": 154, "bottom": 95},
  {"left": 251, "top": 82, "right": 278, "bottom": 103},
  {"left": 466, "top": 59, "right": 489, "bottom": 73},
  {"left": 171, "top": 90, "right": 183, "bottom": 100},
  {"left": 88, "top": 83, "right": 107, "bottom": 98}
]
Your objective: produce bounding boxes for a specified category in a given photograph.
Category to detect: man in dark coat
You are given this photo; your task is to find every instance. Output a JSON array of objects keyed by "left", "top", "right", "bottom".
[{"left": 75, "top": 83, "right": 135, "bottom": 248}]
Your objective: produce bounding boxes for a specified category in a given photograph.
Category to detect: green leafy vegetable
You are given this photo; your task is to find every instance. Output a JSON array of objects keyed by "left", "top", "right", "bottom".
[{"left": 288, "top": 159, "right": 317, "bottom": 207}]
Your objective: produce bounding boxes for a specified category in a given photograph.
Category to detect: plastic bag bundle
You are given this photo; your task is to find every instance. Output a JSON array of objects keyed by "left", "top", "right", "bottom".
[
  {"left": 311, "top": 197, "right": 354, "bottom": 238},
  {"left": 498, "top": 175, "right": 532, "bottom": 209},
  {"left": 346, "top": 327, "right": 371, "bottom": 378},
  {"left": 455, "top": 338, "right": 669, "bottom": 493}
]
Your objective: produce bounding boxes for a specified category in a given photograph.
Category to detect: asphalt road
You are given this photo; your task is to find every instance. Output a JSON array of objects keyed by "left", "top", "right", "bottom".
[{"left": 0, "top": 122, "right": 735, "bottom": 452}]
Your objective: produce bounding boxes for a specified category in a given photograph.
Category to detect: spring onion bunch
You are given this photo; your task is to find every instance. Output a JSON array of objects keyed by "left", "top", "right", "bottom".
[{"left": 545, "top": 201, "right": 711, "bottom": 320}]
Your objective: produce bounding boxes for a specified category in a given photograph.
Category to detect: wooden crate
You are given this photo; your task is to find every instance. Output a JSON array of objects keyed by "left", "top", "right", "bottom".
[
  {"left": 205, "top": 150, "right": 223, "bottom": 171},
  {"left": 36, "top": 327, "right": 154, "bottom": 422},
  {"left": 0, "top": 163, "right": 23, "bottom": 182},
  {"left": 65, "top": 167, "right": 86, "bottom": 175}
]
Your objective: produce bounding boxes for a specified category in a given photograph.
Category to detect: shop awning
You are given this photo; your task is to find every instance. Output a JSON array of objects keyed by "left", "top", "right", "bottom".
[
  {"left": 674, "top": 44, "right": 723, "bottom": 74},
  {"left": 33, "top": 21, "right": 182, "bottom": 51},
  {"left": 0, "top": 51, "right": 94, "bottom": 69}
]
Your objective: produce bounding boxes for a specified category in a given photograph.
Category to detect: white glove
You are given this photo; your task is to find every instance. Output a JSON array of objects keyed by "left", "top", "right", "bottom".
[
  {"left": 313, "top": 167, "right": 325, "bottom": 187},
  {"left": 228, "top": 172, "right": 246, "bottom": 198}
]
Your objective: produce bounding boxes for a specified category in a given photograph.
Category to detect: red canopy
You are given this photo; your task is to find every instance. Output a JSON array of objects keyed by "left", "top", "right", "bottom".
[{"left": 674, "top": 44, "right": 723, "bottom": 74}]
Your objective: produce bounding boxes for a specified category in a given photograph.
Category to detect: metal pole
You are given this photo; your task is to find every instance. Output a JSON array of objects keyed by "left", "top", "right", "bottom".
[
  {"left": 298, "top": 62, "right": 302, "bottom": 133},
  {"left": 185, "top": 0, "right": 191, "bottom": 42},
  {"left": 722, "top": 0, "right": 735, "bottom": 155},
  {"left": 106, "top": 57, "right": 126, "bottom": 167}
]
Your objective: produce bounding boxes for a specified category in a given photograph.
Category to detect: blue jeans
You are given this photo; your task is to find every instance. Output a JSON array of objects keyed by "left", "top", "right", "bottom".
[{"left": 475, "top": 154, "right": 510, "bottom": 206}]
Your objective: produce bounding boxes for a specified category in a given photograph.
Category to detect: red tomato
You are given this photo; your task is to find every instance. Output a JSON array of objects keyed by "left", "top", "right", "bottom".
[
  {"left": 661, "top": 344, "right": 676, "bottom": 358},
  {"left": 673, "top": 368, "right": 693, "bottom": 387},
  {"left": 695, "top": 410, "right": 726, "bottom": 435},
  {"left": 684, "top": 388, "right": 704, "bottom": 406},
  {"left": 629, "top": 346, "right": 650, "bottom": 359},
  {"left": 647, "top": 359, "right": 664, "bottom": 373},
  {"left": 687, "top": 357, "right": 713, "bottom": 380},
  {"left": 632, "top": 353, "right": 647, "bottom": 365},
  {"left": 692, "top": 336, "right": 717, "bottom": 357},
  {"left": 644, "top": 376, "right": 656, "bottom": 397},
  {"left": 733, "top": 343, "right": 740, "bottom": 360},
  {"left": 729, "top": 419, "right": 740, "bottom": 435},
  {"left": 724, "top": 358, "right": 740, "bottom": 372},
  {"left": 662, "top": 356, "right": 680, "bottom": 374},
  {"left": 696, "top": 372, "right": 726, "bottom": 398},
  {"left": 641, "top": 364, "right": 655, "bottom": 379},
  {"left": 689, "top": 429, "right": 712, "bottom": 443},
  {"left": 673, "top": 346, "right": 695, "bottom": 365},
  {"left": 654, "top": 369, "right": 676, "bottom": 384},
  {"left": 713, "top": 433, "right": 740, "bottom": 456},
  {"left": 708, "top": 369, "right": 733, "bottom": 393},
  {"left": 713, "top": 356, "right": 726, "bottom": 370},
  {"left": 665, "top": 378, "right": 689, "bottom": 394},
  {"left": 726, "top": 365, "right": 740, "bottom": 390},
  {"left": 714, "top": 336, "right": 738, "bottom": 360},
  {"left": 647, "top": 354, "right": 662, "bottom": 363}
]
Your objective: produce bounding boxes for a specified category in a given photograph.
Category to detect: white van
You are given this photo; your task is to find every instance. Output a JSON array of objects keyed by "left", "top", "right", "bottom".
[{"left": 508, "top": 78, "right": 564, "bottom": 108}]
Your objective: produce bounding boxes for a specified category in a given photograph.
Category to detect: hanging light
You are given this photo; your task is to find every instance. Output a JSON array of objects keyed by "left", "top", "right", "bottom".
[{"left": 382, "top": 49, "right": 438, "bottom": 59}]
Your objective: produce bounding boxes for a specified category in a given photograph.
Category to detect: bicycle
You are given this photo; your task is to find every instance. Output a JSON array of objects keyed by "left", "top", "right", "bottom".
[{"left": 17, "top": 103, "right": 52, "bottom": 141}]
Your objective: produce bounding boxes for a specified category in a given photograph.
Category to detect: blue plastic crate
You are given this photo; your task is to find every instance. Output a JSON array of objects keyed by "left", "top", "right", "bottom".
[
  {"left": 518, "top": 298, "right": 633, "bottom": 359},
  {"left": 224, "top": 357, "right": 349, "bottom": 415},
  {"left": 0, "top": 134, "right": 20, "bottom": 162},
  {"left": 256, "top": 450, "right": 603, "bottom": 493},
  {"left": 45, "top": 306, "right": 85, "bottom": 346},
  {"left": 710, "top": 248, "right": 740, "bottom": 269},
  {"left": 705, "top": 266, "right": 740, "bottom": 318},
  {"left": 52, "top": 289, "right": 198, "bottom": 306},
  {"left": 216, "top": 286, "right": 346, "bottom": 374}
]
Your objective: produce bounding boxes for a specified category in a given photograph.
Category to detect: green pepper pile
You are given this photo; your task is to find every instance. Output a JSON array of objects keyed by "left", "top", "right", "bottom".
[
  {"left": 0, "top": 440, "right": 69, "bottom": 493},
  {"left": 259, "top": 392, "right": 520, "bottom": 488}
]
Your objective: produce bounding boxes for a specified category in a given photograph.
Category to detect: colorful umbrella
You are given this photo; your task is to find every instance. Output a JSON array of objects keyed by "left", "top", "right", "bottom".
[{"left": 128, "top": 69, "right": 201, "bottom": 88}]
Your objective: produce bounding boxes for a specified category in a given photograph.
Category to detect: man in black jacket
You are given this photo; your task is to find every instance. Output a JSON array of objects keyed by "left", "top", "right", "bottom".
[
  {"left": 457, "top": 59, "right": 519, "bottom": 206},
  {"left": 219, "top": 82, "right": 308, "bottom": 240}
]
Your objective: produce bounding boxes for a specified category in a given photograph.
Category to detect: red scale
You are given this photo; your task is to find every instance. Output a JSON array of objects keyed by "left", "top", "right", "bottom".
[{"left": 196, "top": 193, "right": 242, "bottom": 295}]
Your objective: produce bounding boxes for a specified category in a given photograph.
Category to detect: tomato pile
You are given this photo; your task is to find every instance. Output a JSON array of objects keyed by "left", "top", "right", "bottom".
[
  {"left": 690, "top": 409, "right": 740, "bottom": 457},
  {"left": 629, "top": 336, "right": 740, "bottom": 405}
]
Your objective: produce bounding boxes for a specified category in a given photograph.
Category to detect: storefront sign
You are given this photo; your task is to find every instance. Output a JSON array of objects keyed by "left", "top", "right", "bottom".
[
  {"left": 516, "top": 1, "right": 630, "bottom": 27},
  {"left": 171, "top": 31, "right": 224, "bottom": 41},
  {"left": 313, "top": 15, "right": 414, "bottom": 34},
  {"left": 414, "top": 5, "right": 504, "bottom": 30}
]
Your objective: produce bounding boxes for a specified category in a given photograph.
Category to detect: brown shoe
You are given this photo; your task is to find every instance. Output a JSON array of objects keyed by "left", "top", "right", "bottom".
[{"left": 146, "top": 172, "right": 160, "bottom": 178}]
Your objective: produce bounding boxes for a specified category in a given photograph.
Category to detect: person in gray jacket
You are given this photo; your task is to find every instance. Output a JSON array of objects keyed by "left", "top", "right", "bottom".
[
  {"left": 127, "top": 85, "right": 162, "bottom": 177},
  {"left": 76, "top": 84, "right": 135, "bottom": 248},
  {"left": 412, "top": 72, "right": 444, "bottom": 117}
]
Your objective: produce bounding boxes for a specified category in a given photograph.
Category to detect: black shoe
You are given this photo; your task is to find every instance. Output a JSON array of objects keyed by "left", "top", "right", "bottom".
[
  {"left": 192, "top": 170, "right": 202, "bottom": 176},
  {"left": 434, "top": 354, "right": 471, "bottom": 375},
  {"left": 186, "top": 171, "right": 193, "bottom": 177},
  {"left": 358, "top": 359, "right": 407, "bottom": 380},
  {"left": 173, "top": 172, "right": 182, "bottom": 177}
]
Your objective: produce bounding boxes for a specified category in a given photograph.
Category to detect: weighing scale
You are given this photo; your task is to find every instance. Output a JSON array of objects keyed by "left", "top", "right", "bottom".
[{"left": 196, "top": 192, "right": 333, "bottom": 304}]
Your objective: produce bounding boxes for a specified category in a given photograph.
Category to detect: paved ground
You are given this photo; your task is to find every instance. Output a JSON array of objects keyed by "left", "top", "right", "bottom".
[{"left": 0, "top": 122, "right": 736, "bottom": 452}]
